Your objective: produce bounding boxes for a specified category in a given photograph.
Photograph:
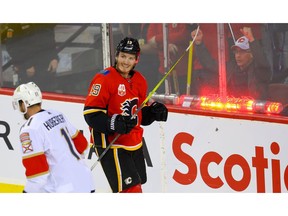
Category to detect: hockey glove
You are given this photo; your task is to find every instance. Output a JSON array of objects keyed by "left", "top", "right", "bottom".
[
  {"left": 150, "top": 101, "right": 168, "bottom": 121},
  {"left": 108, "top": 114, "right": 137, "bottom": 134}
]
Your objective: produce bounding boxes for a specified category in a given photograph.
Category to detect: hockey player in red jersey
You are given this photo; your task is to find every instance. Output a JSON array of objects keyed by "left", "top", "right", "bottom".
[
  {"left": 83, "top": 37, "right": 168, "bottom": 193},
  {"left": 12, "top": 82, "right": 95, "bottom": 192}
]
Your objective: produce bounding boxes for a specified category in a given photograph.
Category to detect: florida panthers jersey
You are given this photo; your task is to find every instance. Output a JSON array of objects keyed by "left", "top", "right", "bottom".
[
  {"left": 83, "top": 66, "right": 148, "bottom": 150},
  {"left": 19, "top": 109, "right": 94, "bottom": 192}
]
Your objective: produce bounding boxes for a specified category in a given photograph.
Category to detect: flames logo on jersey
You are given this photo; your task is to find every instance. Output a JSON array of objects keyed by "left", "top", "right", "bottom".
[
  {"left": 20, "top": 132, "right": 33, "bottom": 154},
  {"left": 118, "top": 84, "right": 126, "bottom": 96},
  {"left": 121, "top": 98, "right": 138, "bottom": 118},
  {"left": 90, "top": 84, "right": 101, "bottom": 96}
]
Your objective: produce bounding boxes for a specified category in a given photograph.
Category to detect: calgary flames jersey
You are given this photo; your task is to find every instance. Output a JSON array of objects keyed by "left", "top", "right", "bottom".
[
  {"left": 19, "top": 109, "right": 94, "bottom": 192},
  {"left": 83, "top": 66, "right": 148, "bottom": 150}
]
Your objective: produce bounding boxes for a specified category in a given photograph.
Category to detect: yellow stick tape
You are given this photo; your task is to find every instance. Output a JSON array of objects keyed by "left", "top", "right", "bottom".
[{"left": 187, "top": 41, "right": 193, "bottom": 92}]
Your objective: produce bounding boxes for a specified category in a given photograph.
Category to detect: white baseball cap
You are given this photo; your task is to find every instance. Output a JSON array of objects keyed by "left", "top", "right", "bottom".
[{"left": 231, "top": 36, "right": 250, "bottom": 50}]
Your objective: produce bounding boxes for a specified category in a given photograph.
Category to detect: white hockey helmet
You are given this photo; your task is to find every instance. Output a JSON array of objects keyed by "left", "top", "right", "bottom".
[{"left": 12, "top": 82, "right": 42, "bottom": 114}]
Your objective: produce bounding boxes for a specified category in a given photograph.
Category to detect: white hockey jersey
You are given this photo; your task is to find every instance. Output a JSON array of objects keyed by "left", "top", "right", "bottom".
[{"left": 19, "top": 109, "right": 94, "bottom": 192}]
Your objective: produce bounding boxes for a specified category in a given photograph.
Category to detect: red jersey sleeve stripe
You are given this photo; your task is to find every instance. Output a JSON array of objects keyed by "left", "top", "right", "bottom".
[
  {"left": 22, "top": 152, "right": 49, "bottom": 178},
  {"left": 72, "top": 130, "right": 88, "bottom": 154}
]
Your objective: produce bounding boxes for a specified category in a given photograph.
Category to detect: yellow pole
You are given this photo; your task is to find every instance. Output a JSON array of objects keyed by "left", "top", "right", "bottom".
[{"left": 186, "top": 41, "right": 193, "bottom": 95}]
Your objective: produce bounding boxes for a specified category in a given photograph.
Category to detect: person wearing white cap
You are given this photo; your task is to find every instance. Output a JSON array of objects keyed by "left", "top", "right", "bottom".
[
  {"left": 227, "top": 27, "right": 272, "bottom": 99},
  {"left": 231, "top": 35, "right": 253, "bottom": 69},
  {"left": 190, "top": 26, "right": 271, "bottom": 99}
]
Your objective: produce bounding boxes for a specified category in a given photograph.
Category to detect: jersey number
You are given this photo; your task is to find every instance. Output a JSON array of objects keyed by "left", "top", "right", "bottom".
[{"left": 60, "top": 128, "right": 80, "bottom": 160}]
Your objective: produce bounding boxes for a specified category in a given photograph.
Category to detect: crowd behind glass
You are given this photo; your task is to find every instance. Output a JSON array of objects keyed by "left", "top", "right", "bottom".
[{"left": 1, "top": 23, "right": 288, "bottom": 110}]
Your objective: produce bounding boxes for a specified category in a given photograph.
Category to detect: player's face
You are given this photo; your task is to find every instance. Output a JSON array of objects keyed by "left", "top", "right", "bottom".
[{"left": 116, "top": 52, "right": 137, "bottom": 77}]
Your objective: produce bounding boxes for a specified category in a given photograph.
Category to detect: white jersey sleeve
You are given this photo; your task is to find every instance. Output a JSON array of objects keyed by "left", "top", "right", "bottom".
[{"left": 19, "top": 125, "right": 49, "bottom": 192}]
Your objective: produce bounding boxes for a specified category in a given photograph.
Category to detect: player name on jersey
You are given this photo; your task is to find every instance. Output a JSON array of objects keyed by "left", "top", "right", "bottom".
[{"left": 43, "top": 114, "right": 65, "bottom": 131}]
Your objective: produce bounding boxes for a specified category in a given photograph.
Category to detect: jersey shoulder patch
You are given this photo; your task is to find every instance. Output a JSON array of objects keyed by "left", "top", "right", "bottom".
[{"left": 20, "top": 132, "right": 33, "bottom": 154}]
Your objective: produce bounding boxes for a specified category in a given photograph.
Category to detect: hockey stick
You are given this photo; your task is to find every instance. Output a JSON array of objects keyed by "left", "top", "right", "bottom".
[
  {"left": 228, "top": 23, "right": 236, "bottom": 43},
  {"left": 90, "top": 25, "right": 200, "bottom": 171}
]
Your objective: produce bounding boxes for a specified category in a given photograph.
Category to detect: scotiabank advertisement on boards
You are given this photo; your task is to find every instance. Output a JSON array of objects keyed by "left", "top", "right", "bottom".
[
  {"left": 0, "top": 93, "right": 288, "bottom": 193},
  {"left": 144, "top": 113, "right": 288, "bottom": 193}
]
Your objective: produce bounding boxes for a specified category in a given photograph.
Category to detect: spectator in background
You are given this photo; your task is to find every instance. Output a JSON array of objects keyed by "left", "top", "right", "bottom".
[
  {"left": 191, "top": 26, "right": 271, "bottom": 100},
  {"left": 265, "top": 23, "right": 288, "bottom": 83},
  {"left": 190, "top": 26, "right": 218, "bottom": 95},
  {"left": 189, "top": 23, "right": 263, "bottom": 96},
  {"left": 227, "top": 27, "right": 271, "bottom": 99},
  {"left": 2, "top": 24, "right": 59, "bottom": 92},
  {"left": 146, "top": 23, "right": 191, "bottom": 95},
  {"left": 228, "top": 24, "right": 274, "bottom": 77}
]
